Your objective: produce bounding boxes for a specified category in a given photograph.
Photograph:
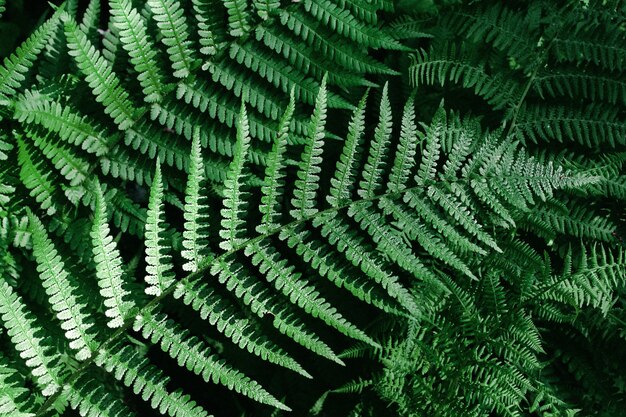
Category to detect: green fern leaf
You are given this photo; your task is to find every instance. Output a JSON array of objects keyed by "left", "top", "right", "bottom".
[
  {"left": 28, "top": 211, "right": 96, "bottom": 360},
  {"left": 147, "top": 0, "right": 196, "bottom": 78},
  {"left": 144, "top": 161, "right": 175, "bottom": 296},
  {"left": 246, "top": 240, "right": 378, "bottom": 346},
  {"left": 110, "top": 0, "right": 166, "bottom": 103},
  {"left": 387, "top": 95, "right": 418, "bottom": 193},
  {"left": 173, "top": 278, "right": 312, "bottom": 378},
  {"left": 95, "top": 342, "right": 212, "bottom": 417},
  {"left": 64, "top": 17, "right": 138, "bottom": 130},
  {"left": 257, "top": 89, "right": 295, "bottom": 234},
  {"left": 182, "top": 129, "right": 212, "bottom": 272},
  {"left": 0, "top": 280, "right": 63, "bottom": 396},
  {"left": 220, "top": 103, "right": 251, "bottom": 251},
  {"left": 358, "top": 82, "right": 392, "bottom": 199},
  {"left": 91, "top": 183, "right": 134, "bottom": 327},
  {"left": 291, "top": 75, "right": 327, "bottom": 220},
  {"left": 134, "top": 309, "right": 291, "bottom": 410},
  {"left": 327, "top": 90, "right": 368, "bottom": 207},
  {"left": 0, "top": 7, "right": 63, "bottom": 100},
  {"left": 225, "top": 0, "right": 251, "bottom": 37}
]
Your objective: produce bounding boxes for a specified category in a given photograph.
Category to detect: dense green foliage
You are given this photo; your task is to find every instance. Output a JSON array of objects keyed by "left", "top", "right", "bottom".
[{"left": 0, "top": 0, "right": 625, "bottom": 416}]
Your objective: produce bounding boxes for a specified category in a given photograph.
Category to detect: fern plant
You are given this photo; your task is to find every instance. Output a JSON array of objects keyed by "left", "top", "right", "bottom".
[{"left": 0, "top": 0, "right": 625, "bottom": 416}]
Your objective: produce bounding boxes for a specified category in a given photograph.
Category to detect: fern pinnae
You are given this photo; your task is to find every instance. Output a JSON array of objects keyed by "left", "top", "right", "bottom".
[
  {"left": 314, "top": 213, "right": 420, "bottom": 314},
  {"left": 192, "top": 0, "right": 219, "bottom": 56},
  {"left": 280, "top": 225, "right": 405, "bottom": 316},
  {"left": 17, "top": 138, "right": 60, "bottom": 216},
  {"left": 388, "top": 94, "right": 418, "bottom": 193},
  {"left": 358, "top": 82, "right": 392, "bottom": 199},
  {"left": 24, "top": 127, "right": 90, "bottom": 188},
  {"left": 349, "top": 201, "right": 441, "bottom": 290},
  {"left": 182, "top": 128, "right": 212, "bottom": 272},
  {"left": 95, "top": 342, "right": 212, "bottom": 417},
  {"left": 0, "top": 5, "right": 63, "bottom": 100},
  {"left": 225, "top": 0, "right": 251, "bottom": 37},
  {"left": 0, "top": 280, "right": 63, "bottom": 396},
  {"left": 399, "top": 190, "right": 486, "bottom": 255},
  {"left": 0, "top": 356, "right": 38, "bottom": 417},
  {"left": 109, "top": 0, "right": 166, "bottom": 103},
  {"left": 147, "top": 0, "right": 196, "bottom": 78},
  {"left": 254, "top": 0, "right": 279, "bottom": 20},
  {"left": 64, "top": 17, "right": 137, "bottom": 130},
  {"left": 381, "top": 198, "right": 477, "bottom": 279},
  {"left": 91, "top": 182, "right": 134, "bottom": 328},
  {"left": 14, "top": 90, "right": 112, "bottom": 156},
  {"left": 67, "top": 372, "right": 136, "bottom": 417},
  {"left": 415, "top": 108, "right": 443, "bottom": 185},
  {"left": 258, "top": 89, "right": 295, "bottom": 234},
  {"left": 210, "top": 256, "right": 344, "bottom": 364},
  {"left": 245, "top": 240, "right": 378, "bottom": 347},
  {"left": 291, "top": 75, "right": 328, "bottom": 220},
  {"left": 79, "top": 0, "right": 100, "bottom": 41},
  {"left": 134, "top": 309, "right": 291, "bottom": 411},
  {"left": 173, "top": 278, "right": 312, "bottom": 378},
  {"left": 144, "top": 160, "right": 175, "bottom": 296},
  {"left": 28, "top": 211, "right": 95, "bottom": 360},
  {"left": 220, "top": 103, "right": 251, "bottom": 251},
  {"left": 327, "top": 90, "right": 368, "bottom": 208},
  {"left": 303, "top": 0, "right": 403, "bottom": 50}
]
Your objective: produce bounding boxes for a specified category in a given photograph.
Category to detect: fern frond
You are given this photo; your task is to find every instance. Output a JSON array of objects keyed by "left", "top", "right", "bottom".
[
  {"left": 191, "top": 0, "right": 219, "bottom": 56},
  {"left": 258, "top": 90, "right": 295, "bottom": 234},
  {"left": 0, "top": 280, "right": 63, "bottom": 396},
  {"left": 182, "top": 130, "right": 212, "bottom": 272},
  {"left": 134, "top": 309, "right": 291, "bottom": 410},
  {"left": 210, "top": 256, "right": 343, "bottom": 364},
  {"left": 28, "top": 212, "right": 95, "bottom": 360},
  {"left": 553, "top": 31, "right": 626, "bottom": 72},
  {"left": 291, "top": 76, "right": 327, "bottom": 220},
  {"left": 144, "top": 161, "right": 175, "bottom": 296},
  {"left": 280, "top": 9, "right": 397, "bottom": 75},
  {"left": 387, "top": 95, "right": 418, "bottom": 193},
  {"left": 0, "top": 357, "right": 39, "bottom": 417},
  {"left": 327, "top": 90, "right": 368, "bottom": 207},
  {"left": 25, "top": 127, "right": 90, "bottom": 187},
  {"left": 0, "top": 7, "right": 63, "bottom": 100},
  {"left": 79, "top": 0, "right": 101, "bottom": 41},
  {"left": 409, "top": 45, "right": 520, "bottom": 110},
  {"left": 349, "top": 201, "right": 442, "bottom": 290},
  {"left": 280, "top": 225, "right": 404, "bottom": 315},
  {"left": 246, "top": 240, "right": 378, "bottom": 346},
  {"left": 539, "top": 245, "right": 625, "bottom": 314},
  {"left": 255, "top": 25, "right": 377, "bottom": 89},
  {"left": 358, "top": 83, "right": 392, "bottom": 199},
  {"left": 110, "top": 0, "right": 166, "bottom": 103},
  {"left": 514, "top": 103, "right": 626, "bottom": 148},
  {"left": 67, "top": 372, "right": 136, "bottom": 417},
  {"left": 303, "top": 0, "right": 403, "bottom": 50},
  {"left": 229, "top": 42, "right": 353, "bottom": 109},
  {"left": 314, "top": 213, "right": 420, "bottom": 314},
  {"left": 95, "top": 342, "right": 211, "bottom": 417},
  {"left": 147, "top": 0, "right": 196, "bottom": 78},
  {"left": 225, "top": 0, "right": 251, "bottom": 37},
  {"left": 220, "top": 103, "right": 251, "bottom": 251},
  {"left": 173, "top": 278, "right": 312, "bottom": 378},
  {"left": 533, "top": 71, "right": 626, "bottom": 105},
  {"left": 64, "top": 17, "right": 138, "bottom": 130},
  {"left": 17, "top": 138, "right": 60, "bottom": 216},
  {"left": 91, "top": 183, "right": 134, "bottom": 328},
  {"left": 14, "top": 90, "right": 112, "bottom": 156}
]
